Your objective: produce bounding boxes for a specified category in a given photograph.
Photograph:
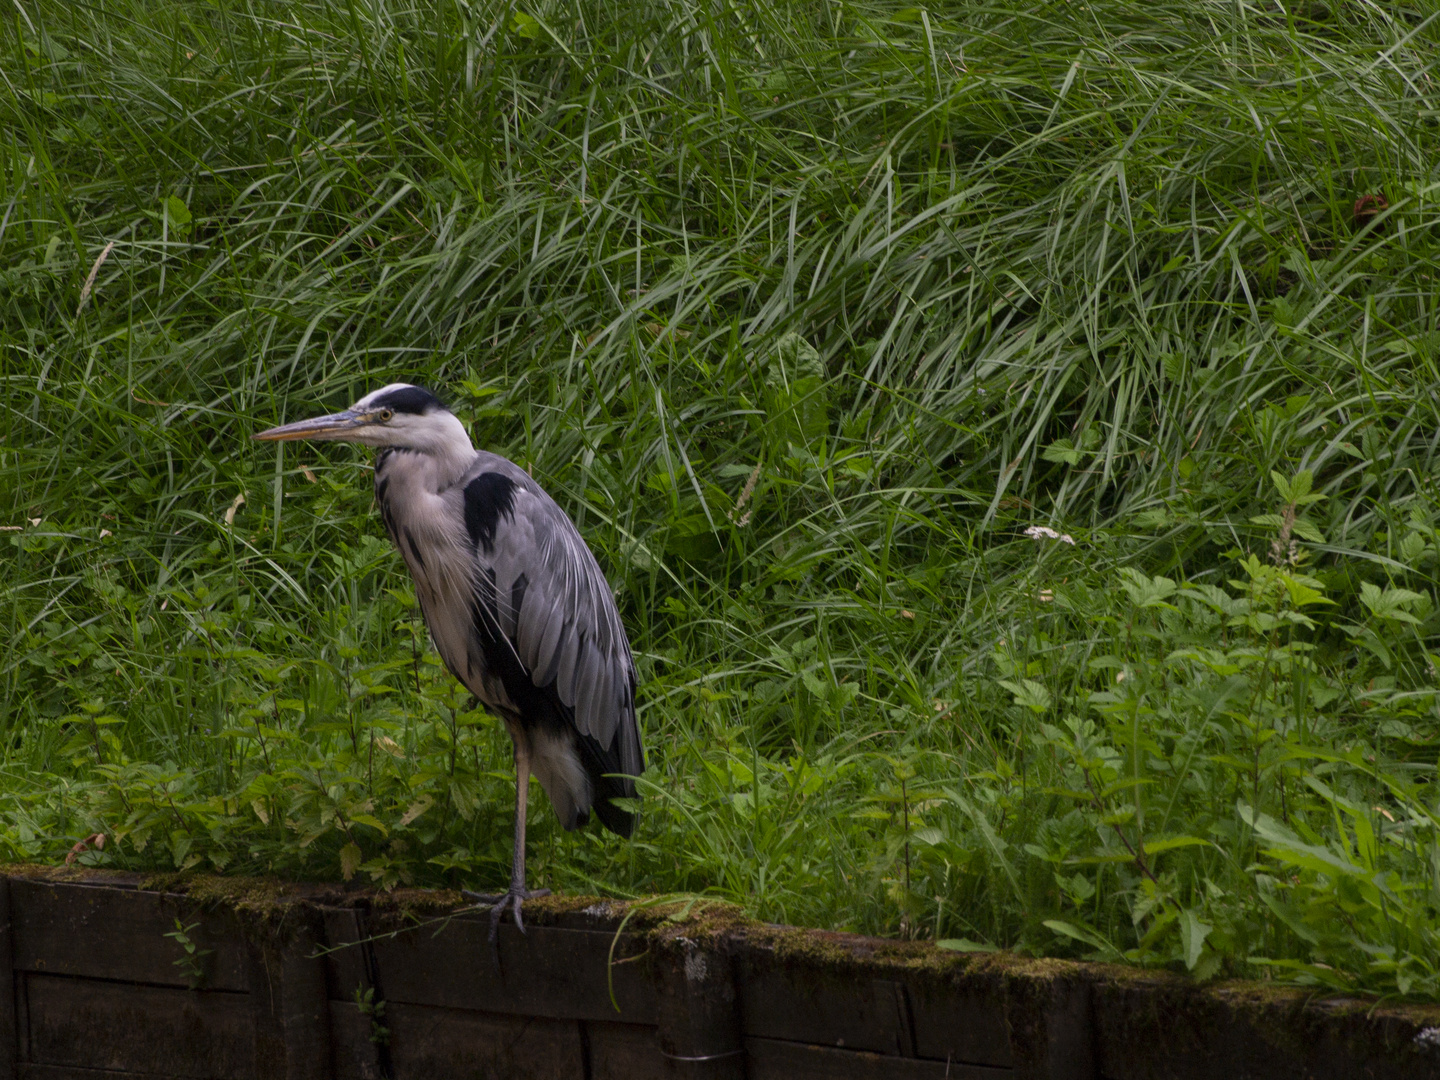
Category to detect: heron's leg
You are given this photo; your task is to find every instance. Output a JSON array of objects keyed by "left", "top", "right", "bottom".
[{"left": 462, "top": 743, "right": 550, "bottom": 942}]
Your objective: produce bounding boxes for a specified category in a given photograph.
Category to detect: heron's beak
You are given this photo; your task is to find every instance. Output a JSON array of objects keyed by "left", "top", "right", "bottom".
[{"left": 252, "top": 410, "right": 372, "bottom": 442}]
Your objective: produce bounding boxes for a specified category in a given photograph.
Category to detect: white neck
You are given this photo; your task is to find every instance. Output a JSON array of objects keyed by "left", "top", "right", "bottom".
[{"left": 412, "top": 412, "right": 476, "bottom": 488}]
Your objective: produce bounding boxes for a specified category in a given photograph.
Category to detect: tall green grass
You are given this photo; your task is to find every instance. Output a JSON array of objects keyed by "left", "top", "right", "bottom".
[{"left": 3, "top": 0, "right": 1440, "bottom": 993}]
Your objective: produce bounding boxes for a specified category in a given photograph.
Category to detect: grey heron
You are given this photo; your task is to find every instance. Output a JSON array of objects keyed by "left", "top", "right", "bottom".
[{"left": 254, "top": 384, "right": 643, "bottom": 938}]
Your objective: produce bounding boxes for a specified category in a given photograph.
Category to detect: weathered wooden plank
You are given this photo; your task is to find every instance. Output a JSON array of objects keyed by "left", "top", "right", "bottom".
[
  {"left": 655, "top": 940, "right": 744, "bottom": 1079},
  {"left": 738, "top": 944, "right": 1015, "bottom": 1069},
  {"left": 320, "top": 909, "right": 388, "bottom": 1079},
  {"left": 12, "top": 977, "right": 26, "bottom": 1066},
  {"left": 0, "top": 880, "right": 17, "bottom": 1080},
  {"left": 745, "top": 1037, "right": 1011, "bottom": 1080},
  {"left": 20, "top": 1066, "right": 166, "bottom": 1079},
  {"left": 4, "top": 872, "right": 1438, "bottom": 1080},
  {"left": 380, "top": 1001, "right": 584, "bottom": 1079},
  {"left": 736, "top": 952, "right": 901, "bottom": 1055},
  {"left": 248, "top": 942, "right": 287, "bottom": 1080},
  {"left": 9, "top": 880, "right": 248, "bottom": 992},
  {"left": 329, "top": 1000, "right": 386, "bottom": 1080},
  {"left": 26, "top": 974, "right": 253, "bottom": 1078},
  {"left": 586, "top": 1020, "right": 664, "bottom": 1080},
  {"left": 1092, "top": 979, "right": 1440, "bottom": 1080},
  {"left": 907, "top": 981, "right": 1015, "bottom": 1068},
  {"left": 281, "top": 924, "right": 332, "bottom": 1080},
  {"left": 738, "top": 946, "right": 1015, "bottom": 1068},
  {"left": 320, "top": 909, "right": 370, "bottom": 1004},
  {"left": 1002, "top": 973, "right": 1092, "bottom": 1080},
  {"left": 368, "top": 917, "right": 657, "bottom": 1023}
]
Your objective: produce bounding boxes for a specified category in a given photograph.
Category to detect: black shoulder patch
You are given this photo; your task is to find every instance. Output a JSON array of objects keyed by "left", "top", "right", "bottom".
[
  {"left": 372, "top": 385, "right": 443, "bottom": 415},
  {"left": 464, "top": 471, "right": 518, "bottom": 554}
]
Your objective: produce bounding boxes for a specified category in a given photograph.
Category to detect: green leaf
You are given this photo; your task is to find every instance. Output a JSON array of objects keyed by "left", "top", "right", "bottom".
[
  {"left": 163, "top": 195, "right": 191, "bottom": 229},
  {"left": 339, "top": 842, "right": 362, "bottom": 881},
  {"left": 1282, "top": 577, "right": 1331, "bottom": 608},
  {"left": 1118, "top": 567, "right": 1177, "bottom": 608},
  {"left": 1178, "top": 908, "right": 1212, "bottom": 970},
  {"left": 1043, "top": 438, "right": 1081, "bottom": 466},
  {"left": 510, "top": 11, "right": 541, "bottom": 38},
  {"left": 1288, "top": 469, "right": 1313, "bottom": 501},
  {"left": 1355, "top": 582, "right": 1425, "bottom": 625},
  {"left": 1270, "top": 471, "right": 1293, "bottom": 503},
  {"left": 1043, "top": 919, "right": 1118, "bottom": 958},
  {"left": 1139, "top": 835, "right": 1213, "bottom": 857},
  {"left": 348, "top": 813, "right": 390, "bottom": 835},
  {"left": 1255, "top": 891, "right": 1321, "bottom": 945},
  {"left": 937, "top": 938, "right": 998, "bottom": 953},
  {"left": 664, "top": 514, "right": 720, "bottom": 561},
  {"left": 398, "top": 796, "right": 432, "bottom": 827},
  {"left": 998, "top": 678, "right": 1051, "bottom": 713},
  {"left": 1131, "top": 508, "right": 1172, "bottom": 529}
]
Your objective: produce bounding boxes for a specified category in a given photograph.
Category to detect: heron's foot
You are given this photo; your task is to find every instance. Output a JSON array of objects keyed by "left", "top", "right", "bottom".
[{"left": 462, "top": 886, "right": 552, "bottom": 942}]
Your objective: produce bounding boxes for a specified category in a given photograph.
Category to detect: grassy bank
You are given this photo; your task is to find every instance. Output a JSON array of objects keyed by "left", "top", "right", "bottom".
[{"left": 3, "top": 0, "right": 1440, "bottom": 995}]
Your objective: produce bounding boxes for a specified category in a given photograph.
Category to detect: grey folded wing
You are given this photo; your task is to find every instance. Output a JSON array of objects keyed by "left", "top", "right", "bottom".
[{"left": 463, "top": 457, "right": 644, "bottom": 786}]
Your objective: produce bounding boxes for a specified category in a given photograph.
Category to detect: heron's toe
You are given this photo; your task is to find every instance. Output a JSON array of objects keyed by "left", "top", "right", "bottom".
[{"left": 466, "top": 886, "right": 552, "bottom": 943}]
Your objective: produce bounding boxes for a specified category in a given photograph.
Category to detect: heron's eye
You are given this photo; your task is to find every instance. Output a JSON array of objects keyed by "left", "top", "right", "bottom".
[{"left": 379, "top": 408, "right": 394, "bottom": 422}]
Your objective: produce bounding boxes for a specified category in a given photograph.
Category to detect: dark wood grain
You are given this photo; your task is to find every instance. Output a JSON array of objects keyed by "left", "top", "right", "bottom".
[
  {"left": 655, "top": 941, "right": 744, "bottom": 1078},
  {"left": 908, "top": 980, "right": 1015, "bottom": 1068},
  {"left": 368, "top": 917, "right": 657, "bottom": 1023},
  {"left": 0, "top": 880, "right": 16, "bottom": 1080},
  {"left": 381, "top": 1001, "right": 584, "bottom": 1079},
  {"left": 281, "top": 924, "right": 331, "bottom": 1080},
  {"left": 737, "top": 951, "right": 956, "bottom": 1059},
  {"left": 745, "top": 1037, "right": 1011, "bottom": 1080},
  {"left": 9, "top": 880, "right": 248, "bottom": 992},
  {"left": 320, "top": 909, "right": 388, "bottom": 1079},
  {"left": 320, "top": 909, "right": 371, "bottom": 1003},
  {"left": 329, "top": 1000, "right": 386, "bottom": 1080},
  {"left": 1092, "top": 978, "right": 1439, "bottom": 1080},
  {"left": 737, "top": 947, "right": 1014, "bottom": 1069},
  {"left": 247, "top": 940, "right": 287, "bottom": 1080},
  {"left": 737, "top": 955, "right": 896, "bottom": 1054},
  {"left": 586, "top": 1020, "right": 665, "bottom": 1080},
  {"left": 20, "top": 1066, "right": 172, "bottom": 1080},
  {"left": 26, "top": 974, "right": 253, "bottom": 1078}
]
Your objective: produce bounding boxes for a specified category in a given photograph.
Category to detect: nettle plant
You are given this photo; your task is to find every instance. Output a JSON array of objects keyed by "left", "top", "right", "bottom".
[
  {"left": 999, "top": 472, "right": 1440, "bottom": 991},
  {"left": 30, "top": 542, "right": 528, "bottom": 892}
]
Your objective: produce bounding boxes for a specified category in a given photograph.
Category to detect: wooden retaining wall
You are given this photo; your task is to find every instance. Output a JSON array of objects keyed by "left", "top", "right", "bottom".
[{"left": 0, "top": 866, "right": 1435, "bottom": 1080}]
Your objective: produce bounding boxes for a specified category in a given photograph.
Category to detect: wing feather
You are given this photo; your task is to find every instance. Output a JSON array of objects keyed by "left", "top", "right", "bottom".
[
  {"left": 535, "top": 605, "right": 566, "bottom": 685},
  {"left": 555, "top": 628, "right": 581, "bottom": 706},
  {"left": 515, "top": 588, "right": 544, "bottom": 661},
  {"left": 458, "top": 453, "right": 643, "bottom": 786},
  {"left": 591, "top": 658, "right": 613, "bottom": 748}
]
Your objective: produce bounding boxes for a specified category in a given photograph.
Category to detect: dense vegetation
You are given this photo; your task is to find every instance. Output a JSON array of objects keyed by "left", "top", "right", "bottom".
[{"left": 3, "top": 0, "right": 1440, "bottom": 996}]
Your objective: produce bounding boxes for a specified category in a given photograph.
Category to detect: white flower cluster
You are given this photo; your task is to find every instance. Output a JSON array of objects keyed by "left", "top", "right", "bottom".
[{"left": 1023, "top": 525, "right": 1075, "bottom": 545}]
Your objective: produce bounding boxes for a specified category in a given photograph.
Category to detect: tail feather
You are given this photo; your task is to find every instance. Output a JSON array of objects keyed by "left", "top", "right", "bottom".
[
  {"left": 590, "top": 776, "right": 636, "bottom": 837},
  {"left": 576, "top": 732, "right": 639, "bottom": 838}
]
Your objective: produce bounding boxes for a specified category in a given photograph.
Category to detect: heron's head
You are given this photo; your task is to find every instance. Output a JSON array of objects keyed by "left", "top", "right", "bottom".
[{"left": 253, "top": 384, "right": 474, "bottom": 460}]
